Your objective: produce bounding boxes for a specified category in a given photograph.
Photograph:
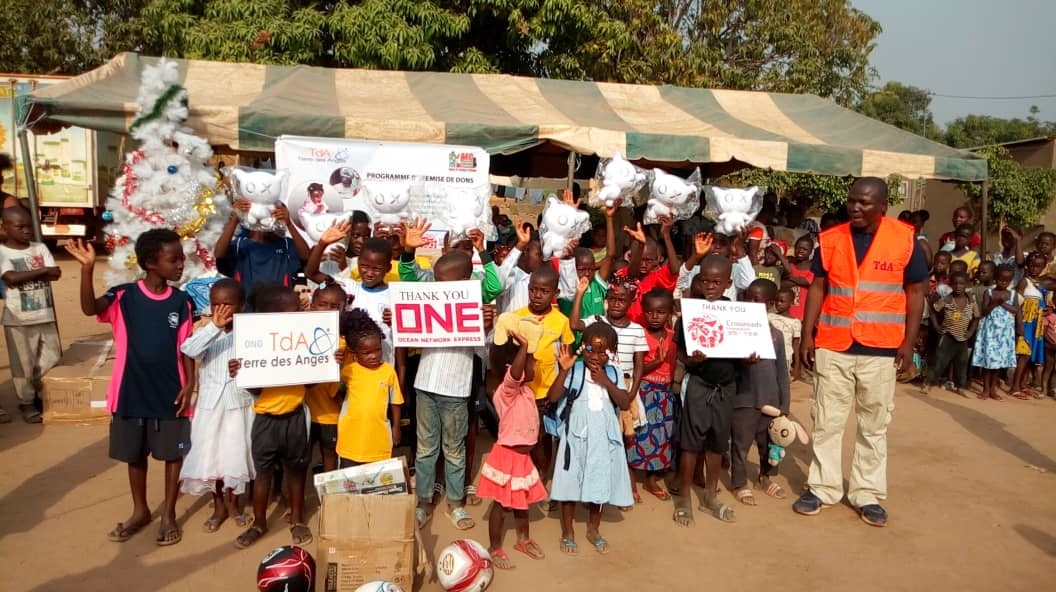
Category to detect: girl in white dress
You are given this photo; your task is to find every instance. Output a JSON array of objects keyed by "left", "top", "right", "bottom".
[{"left": 179, "top": 279, "right": 256, "bottom": 532}]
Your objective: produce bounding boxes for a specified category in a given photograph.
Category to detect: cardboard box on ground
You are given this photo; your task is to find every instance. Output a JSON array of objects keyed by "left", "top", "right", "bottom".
[
  {"left": 316, "top": 457, "right": 420, "bottom": 591},
  {"left": 41, "top": 334, "right": 115, "bottom": 423}
]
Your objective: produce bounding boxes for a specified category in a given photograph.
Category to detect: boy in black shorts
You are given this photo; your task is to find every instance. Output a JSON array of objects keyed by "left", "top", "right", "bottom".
[
  {"left": 673, "top": 254, "right": 757, "bottom": 527},
  {"left": 230, "top": 284, "right": 313, "bottom": 549},
  {"left": 67, "top": 231, "right": 197, "bottom": 546}
]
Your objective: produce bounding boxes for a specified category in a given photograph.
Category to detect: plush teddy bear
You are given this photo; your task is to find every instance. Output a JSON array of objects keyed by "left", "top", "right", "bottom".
[
  {"left": 230, "top": 168, "right": 289, "bottom": 233},
  {"left": 492, "top": 313, "right": 544, "bottom": 353},
  {"left": 363, "top": 183, "right": 412, "bottom": 226},
  {"left": 597, "top": 152, "right": 646, "bottom": 207},
  {"left": 646, "top": 168, "right": 699, "bottom": 224},
  {"left": 763, "top": 410, "right": 810, "bottom": 467},
  {"left": 705, "top": 186, "right": 763, "bottom": 235},
  {"left": 539, "top": 195, "right": 591, "bottom": 260}
]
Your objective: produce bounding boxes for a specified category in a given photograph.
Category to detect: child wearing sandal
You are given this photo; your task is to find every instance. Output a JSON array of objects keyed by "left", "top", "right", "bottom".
[
  {"left": 305, "top": 284, "right": 351, "bottom": 474},
  {"left": 179, "top": 279, "right": 255, "bottom": 532},
  {"left": 731, "top": 279, "right": 790, "bottom": 506},
  {"left": 477, "top": 325, "right": 548, "bottom": 569},
  {"left": 972, "top": 264, "right": 1021, "bottom": 401},
  {"left": 547, "top": 323, "right": 634, "bottom": 556},
  {"left": 66, "top": 232, "right": 196, "bottom": 547},
  {"left": 230, "top": 285, "right": 314, "bottom": 549}
]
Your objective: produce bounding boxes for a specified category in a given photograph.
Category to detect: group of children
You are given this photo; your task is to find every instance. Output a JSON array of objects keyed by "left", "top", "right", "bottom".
[{"left": 913, "top": 206, "right": 1056, "bottom": 401}]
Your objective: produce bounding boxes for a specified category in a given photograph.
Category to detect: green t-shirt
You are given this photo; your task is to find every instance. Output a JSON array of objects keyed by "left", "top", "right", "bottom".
[{"left": 558, "top": 276, "right": 607, "bottom": 346}]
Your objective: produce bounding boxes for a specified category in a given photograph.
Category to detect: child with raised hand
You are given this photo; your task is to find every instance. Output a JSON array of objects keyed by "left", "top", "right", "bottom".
[
  {"left": 547, "top": 323, "right": 634, "bottom": 556},
  {"left": 304, "top": 284, "right": 350, "bottom": 473},
  {"left": 398, "top": 217, "right": 502, "bottom": 303},
  {"left": 627, "top": 288, "right": 678, "bottom": 501},
  {"left": 178, "top": 279, "right": 255, "bottom": 532},
  {"left": 325, "top": 210, "right": 372, "bottom": 279},
  {"left": 214, "top": 200, "right": 310, "bottom": 299},
  {"left": 732, "top": 279, "right": 790, "bottom": 506},
  {"left": 0, "top": 206, "right": 62, "bottom": 423},
  {"left": 336, "top": 309, "right": 403, "bottom": 466},
  {"left": 66, "top": 232, "right": 196, "bottom": 546},
  {"left": 673, "top": 254, "right": 758, "bottom": 527},
  {"left": 496, "top": 220, "right": 545, "bottom": 314},
  {"left": 929, "top": 271, "right": 980, "bottom": 396},
  {"left": 568, "top": 277, "right": 648, "bottom": 505},
  {"left": 617, "top": 214, "right": 682, "bottom": 325},
  {"left": 477, "top": 328, "right": 548, "bottom": 569},
  {"left": 557, "top": 198, "right": 620, "bottom": 322},
  {"left": 512, "top": 266, "right": 575, "bottom": 482},
  {"left": 229, "top": 285, "right": 313, "bottom": 549},
  {"left": 971, "top": 264, "right": 1022, "bottom": 401}
]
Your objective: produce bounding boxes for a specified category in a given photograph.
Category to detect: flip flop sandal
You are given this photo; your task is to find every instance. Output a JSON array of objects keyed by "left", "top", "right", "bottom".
[
  {"left": 673, "top": 507, "right": 694, "bottom": 527},
  {"left": 735, "top": 488, "right": 756, "bottom": 506},
  {"left": 156, "top": 526, "right": 182, "bottom": 546},
  {"left": 0, "top": 408, "right": 12, "bottom": 424},
  {"left": 447, "top": 506, "right": 475, "bottom": 530},
  {"left": 700, "top": 501, "right": 736, "bottom": 522},
  {"left": 107, "top": 520, "right": 149, "bottom": 543},
  {"left": 633, "top": 491, "right": 643, "bottom": 504},
  {"left": 290, "top": 523, "right": 313, "bottom": 545},
  {"left": 1012, "top": 391, "right": 1031, "bottom": 400},
  {"left": 491, "top": 549, "right": 515, "bottom": 570},
  {"left": 203, "top": 516, "right": 226, "bottom": 533},
  {"left": 513, "top": 539, "right": 545, "bottom": 560},
  {"left": 415, "top": 507, "right": 431, "bottom": 529},
  {"left": 588, "top": 536, "right": 610, "bottom": 555},
  {"left": 19, "top": 404, "right": 42, "bottom": 424},
  {"left": 559, "top": 538, "right": 578, "bottom": 555},
  {"left": 233, "top": 513, "right": 254, "bottom": 528},
  {"left": 762, "top": 482, "right": 786, "bottom": 499},
  {"left": 234, "top": 525, "right": 267, "bottom": 549},
  {"left": 465, "top": 485, "right": 482, "bottom": 506},
  {"left": 644, "top": 487, "right": 671, "bottom": 501}
]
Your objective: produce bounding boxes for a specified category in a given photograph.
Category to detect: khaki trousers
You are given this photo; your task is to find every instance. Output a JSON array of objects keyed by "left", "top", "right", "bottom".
[
  {"left": 4, "top": 322, "right": 61, "bottom": 405},
  {"left": 807, "top": 348, "right": 896, "bottom": 507}
]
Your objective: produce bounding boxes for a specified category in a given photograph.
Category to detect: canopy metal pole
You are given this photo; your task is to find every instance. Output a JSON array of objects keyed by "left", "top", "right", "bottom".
[
  {"left": 566, "top": 151, "right": 576, "bottom": 189},
  {"left": 17, "top": 129, "right": 43, "bottom": 242},
  {"left": 980, "top": 179, "right": 989, "bottom": 256}
]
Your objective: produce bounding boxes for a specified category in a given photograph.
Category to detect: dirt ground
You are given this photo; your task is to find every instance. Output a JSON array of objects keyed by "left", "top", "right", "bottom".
[{"left": 1, "top": 253, "right": 1054, "bottom": 592}]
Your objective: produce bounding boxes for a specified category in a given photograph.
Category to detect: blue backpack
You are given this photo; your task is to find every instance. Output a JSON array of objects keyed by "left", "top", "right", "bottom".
[{"left": 543, "top": 360, "right": 621, "bottom": 471}]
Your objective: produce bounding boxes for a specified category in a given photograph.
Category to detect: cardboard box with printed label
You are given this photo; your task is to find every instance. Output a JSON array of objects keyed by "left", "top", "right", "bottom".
[
  {"left": 313, "top": 457, "right": 409, "bottom": 497},
  {"left": 318, "top": 492, "right": 416, "bottom": 592},
  {"left": 41, "top": 336, "right": 114, "bottom": 423}
]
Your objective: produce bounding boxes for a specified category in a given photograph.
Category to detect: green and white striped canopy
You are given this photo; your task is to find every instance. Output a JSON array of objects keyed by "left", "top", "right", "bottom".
[{"left": 30, "top": 53, "right": 986, "bottom": 181}]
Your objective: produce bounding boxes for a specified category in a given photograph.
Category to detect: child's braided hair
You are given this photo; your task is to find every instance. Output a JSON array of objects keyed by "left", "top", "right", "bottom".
[{"left": 341, "top": 309, "right": 385, "bottom": 349}]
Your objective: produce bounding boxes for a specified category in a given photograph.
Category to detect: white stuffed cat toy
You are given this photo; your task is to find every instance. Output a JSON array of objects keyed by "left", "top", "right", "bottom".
[
  {"left": 230, "top": 168, "right": 289, "bottom": 233},
  {"left": 596, "top": 152, "right": 646, "bottom": 207},
  {"left": 646, "top": 168, "right": 699, "bottom": 224},
  {"left": 442, "top": 186, "right": 485, "bottom": 238},
  {"left": 539, "top": 196, "right": 590, "bottom": 259},
  {"left": 363, "top": 183, "right": 412, "bottom": 227},
  {"left": 705, "top": 186, "right": 764, "bottom": 235}
]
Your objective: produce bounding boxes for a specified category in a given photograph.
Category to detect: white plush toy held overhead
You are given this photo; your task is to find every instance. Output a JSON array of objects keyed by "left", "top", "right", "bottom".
[
  {"left": 705, "top": 186, "right": 764, "bottom": 235},
  {"left": 441, "top": 186, "right": 486, "bottom": 238},
  {"left": 229, "top": 168, "right": 289, "bottom": 233},
  {"left": 539, "top": 195, "right": 590, "bottom": 260},
  {"left": 299, "top": 211, "right": 344, "bottom": 244},
  {"left": 363, "top": 183, "right": 412, "bottom": 226},
  {"left": 645, "top": 168, "right": 700, "bottom": 224},
  {"left": 596, "top": 152, "right": 646, "bottom": 207}
]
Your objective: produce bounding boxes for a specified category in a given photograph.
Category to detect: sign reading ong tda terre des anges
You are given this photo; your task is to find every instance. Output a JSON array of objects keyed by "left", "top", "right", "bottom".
[
  {"left": 390, "top": 281, "right": 485, "bottom": 348},
  {"left": 680, "top": 299, "right": 776, "bottom": 359},
  {"left": 233, "top": 311, "right": 340, "bottom": 389}
]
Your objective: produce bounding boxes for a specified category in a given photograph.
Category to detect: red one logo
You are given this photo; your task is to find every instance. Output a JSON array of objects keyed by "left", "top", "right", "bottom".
[{"left": 687, "top": 314, "right": 725, "bottom": 348}]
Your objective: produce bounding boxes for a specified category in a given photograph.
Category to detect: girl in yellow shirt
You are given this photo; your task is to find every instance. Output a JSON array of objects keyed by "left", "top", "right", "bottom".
[{"left": 336, "top": 309, "right": 403, "bottom": 466}]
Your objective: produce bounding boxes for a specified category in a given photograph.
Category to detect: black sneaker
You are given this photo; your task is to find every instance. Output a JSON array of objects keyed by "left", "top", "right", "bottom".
[
  {"left": 792, "top": 490, "right": 825, "bottom": 516},
  {"left": 858, "top": 504, "right": 888, "bottom": 527}
]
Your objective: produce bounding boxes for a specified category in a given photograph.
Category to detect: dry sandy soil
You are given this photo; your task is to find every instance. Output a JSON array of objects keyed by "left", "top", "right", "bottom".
[{"left": 0, "top": 254, "right": 1054, "bottom": 592}]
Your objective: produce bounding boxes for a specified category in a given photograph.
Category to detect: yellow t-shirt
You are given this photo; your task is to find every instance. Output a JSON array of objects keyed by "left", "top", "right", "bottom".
[
  {"left": 350, "top": 257, "right": 431, "bottom": 283},
  {"left": 336, "top": 362, "right": 404, "bottom": 462},
  {"left": 253, "top": 384, "right": 306, "bottom": 416},
  {"left": 513, "top": 306, "right": 575, "bottom": 399},
  {"left": 304, "top": 337, "right": 350, "bottom": 425}
]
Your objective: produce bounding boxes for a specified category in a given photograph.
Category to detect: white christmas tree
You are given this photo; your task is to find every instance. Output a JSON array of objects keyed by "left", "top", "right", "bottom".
[{"left": 103, "top": 59, "right": 229, "bottom": 286}]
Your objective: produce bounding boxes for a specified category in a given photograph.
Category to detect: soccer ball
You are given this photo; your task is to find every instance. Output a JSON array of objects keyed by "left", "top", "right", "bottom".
[
  {"left": 436, "top": 539, "right": 493, "bottom": 592},
  {"left": 257, "top": 545, "right": 315, "bottom": 592},
  {"left": 355, "top": 581, "right": 405, "bottom": 592}
]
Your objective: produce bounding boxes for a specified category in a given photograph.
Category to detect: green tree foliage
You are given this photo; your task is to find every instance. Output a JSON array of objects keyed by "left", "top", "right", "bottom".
[
  {"left": 944, "top": 107, "right": 1056, "bottom": 149},
  {"left": 715, "top": 169, "right": 903, "bottom": 214},
  {"left": 959, "top": 146, "right": 1056, "bottom": 228},
  {"left": 856, "top": 81, "right": 941, "bottom": 139}
]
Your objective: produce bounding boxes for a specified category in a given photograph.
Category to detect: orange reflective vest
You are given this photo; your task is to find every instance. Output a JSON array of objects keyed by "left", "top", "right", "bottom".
[{"left": 815, "top": 218, "right": 914, "bottom": 351}]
